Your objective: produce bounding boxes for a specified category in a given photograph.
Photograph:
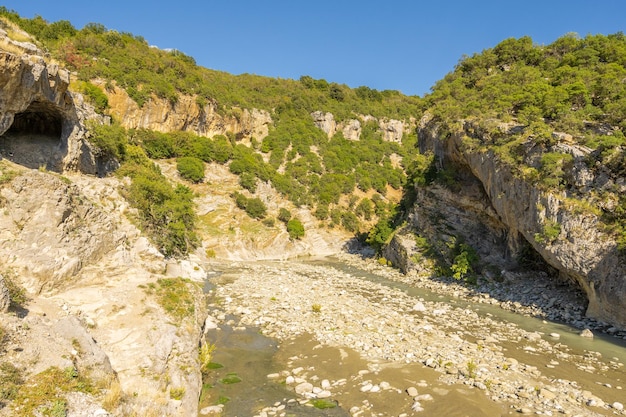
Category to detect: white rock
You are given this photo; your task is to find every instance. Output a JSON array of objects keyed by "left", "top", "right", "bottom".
[
  {"left": 379, "top": 381, "right": 391, "bottom": 390},
  {"left": 317, "top": 390, "right": 332, "bottom": 398},
  {"left": 580, "top": 328, "right": 594, "bottom": 338},
  {"left": 416, "top": 394, "right": 433, "bottom": 401},
  {"left": 412, "top": 302, "right": 427, "bottom": 312},
  {"left": 612, "top": 402, "right": 624, "bottom": 411},
  {"left": 369, "top": 384, "right": 381, "bottom": 393},
  {"left": 200, "top": 405, "right": 224, "bottom": 415},
  {"left": 549, "top": 332, "right": 560, "bottom": 339},
  {"left": 406, "top": 386, "right": 419, "bottom": 397},
  {"left": 360, "top": 383, "right": 373, "bottom": 392},
  {"left": 295, "top": 382, "right": 313, "bottom": 395},
  {"left": 285, "top": 376, "right": 295, "bottom": 384},
  {"left": 267, "top": 373, "right": 280, "bottom": 379},
  {"left": 321, "top": 379, "right": 331, "bottom": 389}
]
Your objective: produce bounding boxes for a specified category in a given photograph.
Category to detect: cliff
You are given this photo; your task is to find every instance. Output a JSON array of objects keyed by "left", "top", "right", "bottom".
[
  {"left": 0, "top": 43, "right": 109, "bottom": 174},
  {"left": 410, "top": 114, "right": 626, "bottom": 328}
]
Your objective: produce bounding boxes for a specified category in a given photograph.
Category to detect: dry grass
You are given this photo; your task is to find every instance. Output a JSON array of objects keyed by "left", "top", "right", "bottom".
[{"left": 103, "top": 378, "right": 123, "bottom": 411}]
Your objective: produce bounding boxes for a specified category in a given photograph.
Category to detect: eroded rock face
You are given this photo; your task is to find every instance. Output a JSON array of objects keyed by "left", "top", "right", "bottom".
[
  {"left": 0, "top": 171, "right": 123, "bottom": 292},
  {"left": 0, "top": 50, "right": 105, "bottom": 174},
  {"left": 416, "top": 115, "right": 626, "bottom": 328},
  {"left": 101, "top": 81, "right": 272, "bottom": 141}
]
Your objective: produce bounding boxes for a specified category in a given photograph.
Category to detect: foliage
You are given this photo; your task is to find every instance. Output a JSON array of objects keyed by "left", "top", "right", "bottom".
[
  {"left": 534, "top": 219, "right": 562, "bottom": 244},
  {"left": 87, "top": 120, "right": 127, "bottom": 160},
  {"left": 286, "top": 218, "right": 305, "bottom": 240},
  {"left": 176, "top": 156, "right": 205, "bottom": 183},
  {"left": 120, "top": 160, "right": 198, "bottom": 256},
  {"left": 232, "top": 192, "right": 267, "bottom": 219},
  {"left": 450, "top": 243, "right": 479, "bottom": 281},
  {"left": 1, "top": 270, "right": 27, "bottom": 308},
  {"left": 76, "top": 81, "right": 109, "bottom": 112},
  {"left": 12, "top": 366, "right": 94, "bottom": 417},
  {"left": 143, "top": 278, "right": 196, "bottom": 323},
  {"left": 0, "top": 362, "right": 23, "bottom": 404},
  {"left": 169, "top": 387, "right": 185, "bottom": 400},
  {"left": 277, "top": 207, "right": 292, "bottom": 223}
]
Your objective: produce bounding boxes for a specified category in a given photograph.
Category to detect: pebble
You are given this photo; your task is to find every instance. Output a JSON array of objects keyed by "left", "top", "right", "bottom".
[
  {"left": 210, "top": 255, "right": 624, "bottom": 417},
  {"left": 200, "top": 405, "right": 224, "bottom": 415},
  {"left": 612, "top": 402, "right": 624, "bottom": 411}
]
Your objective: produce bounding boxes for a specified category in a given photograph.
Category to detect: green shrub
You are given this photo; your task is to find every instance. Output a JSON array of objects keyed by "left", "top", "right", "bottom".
[
  {"left": 450, "top": 242, "right": 479, "bottom": 281},
  {"left": 245, "top": 198, "right": 267, "bottom": 219},
  {"left": 119, "top": 162, "right": 198, "bottom": 256},
  {"left": 287, "top": 218, "right": 305, "bottom": 240},
  {"left": 77, "top": 81, "right": 108, "bottom": 112},
  {"left": 87, "top": 120, "right": 127, "bottom": 160},
  {"left": 277, "top": 207, "right": 292, "bottom": 223},
  {"left": 534, "top": 219, "right": 561, "bottom": 244},
  {"left": 176, "top": 156, "right": 205, "bottom": 183}
]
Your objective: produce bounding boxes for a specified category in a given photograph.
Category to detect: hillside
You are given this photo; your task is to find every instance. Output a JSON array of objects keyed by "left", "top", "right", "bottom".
[{"left": 1, "top": 7, "right": 626, "bottom": 416}]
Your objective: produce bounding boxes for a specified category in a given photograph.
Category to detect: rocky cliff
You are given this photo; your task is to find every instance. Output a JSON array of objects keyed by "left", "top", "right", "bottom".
[
  {"left": 99, "top": 80, "right": 273, "bottom": 143},
  {"left": 0, "top": 42, "right": 108, "bottom": 174},
  {"left": 409, "top": 114, "right": 626, "bottom": 328}
]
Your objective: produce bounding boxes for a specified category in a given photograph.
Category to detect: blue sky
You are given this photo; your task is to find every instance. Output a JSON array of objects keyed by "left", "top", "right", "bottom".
[{"left": 2, "top": 1, "right": 625, "bottom": 96}]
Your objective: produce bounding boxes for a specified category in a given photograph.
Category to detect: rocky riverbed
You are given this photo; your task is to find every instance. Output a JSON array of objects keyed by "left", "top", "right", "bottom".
[{"left": 202, "top": 254, "right": 626, "bottom": 417}]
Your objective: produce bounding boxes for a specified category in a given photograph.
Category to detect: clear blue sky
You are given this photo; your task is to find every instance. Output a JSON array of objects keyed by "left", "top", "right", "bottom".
[{"left": 2, "top": 1, "right": 625, "bottom": 96}]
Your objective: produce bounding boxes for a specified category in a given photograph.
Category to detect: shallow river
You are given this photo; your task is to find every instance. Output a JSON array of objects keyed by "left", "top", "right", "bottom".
[{"left": 199, "top": 258, "right": 626, "bottom": 417}]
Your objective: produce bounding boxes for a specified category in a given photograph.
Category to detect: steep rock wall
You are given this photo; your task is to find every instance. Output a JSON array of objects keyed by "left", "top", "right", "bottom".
[
  {"left": 0, "top": 50, "right": 105, "bottom": 174},
  {"left": 100, "top": 81, "right": 272, "bottom": 141},
  {"left": 417, "top": 115, "right": 626, "bottom": 328}
]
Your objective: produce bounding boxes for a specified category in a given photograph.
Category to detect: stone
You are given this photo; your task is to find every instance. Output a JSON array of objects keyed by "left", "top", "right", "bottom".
[
  {"left": 612, "top": 402, "right": 624, "bottom": 411},
  {"left": 406, "top": 386, "right": 419, "bottom": 397},
  {"left": 321, "top": 379, "right": 331, "bottom": 389},
  {"left": 285, "top": 376, "right": 295, "bottom": 384},
  {"left": 317, "top": 390, "right": 332, "bottom": 399},
  {"left": 295, "top": 382, "right": 313, "bottom": 395},
  {"left": 0, "top": 274, "right": 10, "bottom": 312},
  {"left": 580, "top": 328, "right": 594, "bottom": 338},
  {"left": 412, "top": 302, "right": 427, "bottom": 312},
  {"left": 200, "top": 405, "right": 224, "bottom": 415},
  {"left": 360, "top": 383, "right": 373, "bottom": 392}
]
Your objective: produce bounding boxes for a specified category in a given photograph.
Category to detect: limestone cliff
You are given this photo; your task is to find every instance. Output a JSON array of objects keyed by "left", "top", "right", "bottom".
[
  {"left": 411, "top": 114, "right": 626, "bottom": 328},
  {"left": 0, "top": 48, "right": 107, "bottom": 174},
  {"left": 99, "top": 80, "right": 272, "bottom": 142}
]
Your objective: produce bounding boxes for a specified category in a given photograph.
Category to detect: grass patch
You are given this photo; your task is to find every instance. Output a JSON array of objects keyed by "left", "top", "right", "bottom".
[
  {"left": 310, "top": 399, "right": 337, "bottom": 409},
  {"left": 12, "top": 366, "right": 94, "bottom": 417},
  {"left": 143, "top": 278, "right": 197, "bottom": 323},
  {"left": 220, "top": 373, "right": 242, "bottom": 385},
  {"left": 169, "top": 387, "right": 185, "bottom": 400},
  {"left": 199, "top": 342, "right": 217, "bottom": 375}
]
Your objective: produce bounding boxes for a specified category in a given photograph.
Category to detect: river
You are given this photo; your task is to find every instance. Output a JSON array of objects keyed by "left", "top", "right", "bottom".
[{"left": 198, "top": 256, "right": 626, "bottom": 417}]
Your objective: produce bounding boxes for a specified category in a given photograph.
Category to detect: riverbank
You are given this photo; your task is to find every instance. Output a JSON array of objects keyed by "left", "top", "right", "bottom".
[{"left": 203, "top": 254, "right": 626, "bottom": 416}]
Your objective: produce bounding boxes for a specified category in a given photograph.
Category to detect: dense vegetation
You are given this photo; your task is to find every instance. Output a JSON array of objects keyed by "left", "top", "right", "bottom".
[
  {"left": 425, "top": 32, "right": 626, "bottom": 248},
  {"left": 3, "top": 7, "right": 626, "bottom": 258}
]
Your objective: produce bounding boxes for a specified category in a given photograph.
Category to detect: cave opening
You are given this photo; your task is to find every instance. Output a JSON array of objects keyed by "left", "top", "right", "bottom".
[{"left": 0, "top": 100, "right": 66, "bottom": 171}]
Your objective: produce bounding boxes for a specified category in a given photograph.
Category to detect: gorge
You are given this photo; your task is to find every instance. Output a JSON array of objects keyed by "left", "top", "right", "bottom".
[{"left": 1, "top": 10, "right": 626, "bottom": 417}]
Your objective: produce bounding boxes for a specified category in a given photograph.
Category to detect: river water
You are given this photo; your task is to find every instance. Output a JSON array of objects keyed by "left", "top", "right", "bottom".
[{"left": 199, "top": 258, "right": 626, "bottom": 417}]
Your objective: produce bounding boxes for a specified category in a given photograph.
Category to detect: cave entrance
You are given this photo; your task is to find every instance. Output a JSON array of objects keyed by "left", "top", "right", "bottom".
[{"left": 0, "top": 100, "right": 66, "bottom": 171}]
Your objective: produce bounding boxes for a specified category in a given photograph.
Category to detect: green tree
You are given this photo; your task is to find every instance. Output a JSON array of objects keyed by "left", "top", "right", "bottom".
[
  {"left": 176, "top": 156, "right": 205, "bottom": 183},
  {"left": 287, "top": 218, "right": 305, "bottom": 239}
]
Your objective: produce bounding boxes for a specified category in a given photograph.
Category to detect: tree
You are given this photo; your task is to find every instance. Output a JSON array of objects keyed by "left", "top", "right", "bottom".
[
  {"left": 176, "top": 156, "right": 205, "bottom": 183},
  {"left": 287, "top": 218, "right": 305, "bottom": 240}
]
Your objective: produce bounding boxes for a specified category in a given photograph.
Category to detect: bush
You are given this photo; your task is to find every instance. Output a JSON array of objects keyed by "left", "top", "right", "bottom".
[
  {"left": 277, "top": 207, "right": 292, "bottom": 223},
  {"left": 87, "top": 120, "right": 127, "bottom": 160},
  {"left": 287, "top": 218, "right": 305, "bottom": 239},
  {"left": 245, "top": 198, "right": 267, "bottom": 219},
  {"left": 77, "top": 81, "right": 108, "bottom": 112},
  {"left": 177, "top": 156, "right": 205, "bottom": 183}
]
